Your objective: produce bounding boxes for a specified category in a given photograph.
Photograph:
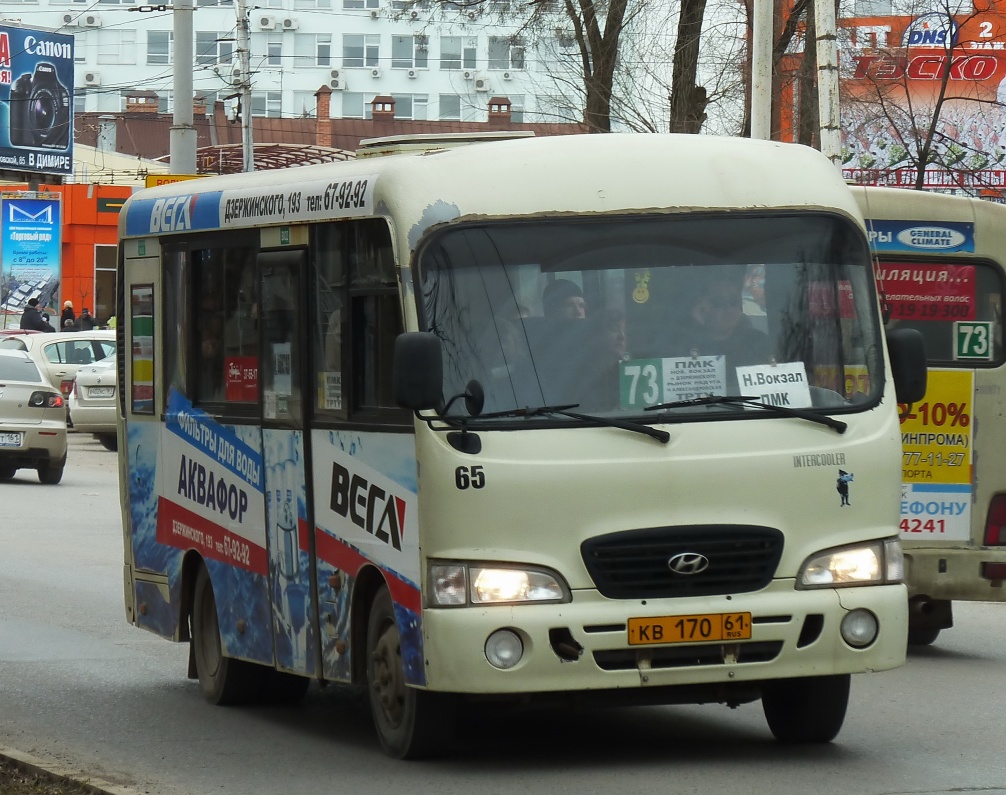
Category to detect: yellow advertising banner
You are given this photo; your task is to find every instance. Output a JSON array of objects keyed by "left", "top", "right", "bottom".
[
  {"left": 145, "top": 174, "right": 205, "bottom": 189},
  {"left": 899, "top": 369, "right": 973, "bottom": 542}
]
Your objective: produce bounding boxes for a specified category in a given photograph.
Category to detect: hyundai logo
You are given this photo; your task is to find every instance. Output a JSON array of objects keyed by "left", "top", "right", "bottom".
[{"left": 668, "top": 552, "right": 710, "bottom": 575}]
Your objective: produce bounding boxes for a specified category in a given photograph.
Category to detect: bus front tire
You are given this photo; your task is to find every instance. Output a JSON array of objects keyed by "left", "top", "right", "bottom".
[
  {"left": 192, "top": 566, "right": 266, "bottom": 705},
  {"left": 366, "top": 585, "right": 454, "bottom": 759},
  {"left": 761, "top": 674, "right": 850, "bottom": 744},
  {"left": 907, "top": 627, "right": 941, "bottom": 646}
]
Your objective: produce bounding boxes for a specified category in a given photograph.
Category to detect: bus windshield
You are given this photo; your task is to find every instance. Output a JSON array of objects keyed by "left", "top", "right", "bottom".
[{"left": 418, "top": 212, "right": 884, "bottom": 421}]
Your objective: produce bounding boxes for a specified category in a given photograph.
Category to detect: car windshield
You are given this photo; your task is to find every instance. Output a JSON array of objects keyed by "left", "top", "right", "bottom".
[
  {"left": 0, "top": 356, "right": 41, "bottom": 382},
  {"left": 417, "top": 212, "right": 884, "bottom": 423}
]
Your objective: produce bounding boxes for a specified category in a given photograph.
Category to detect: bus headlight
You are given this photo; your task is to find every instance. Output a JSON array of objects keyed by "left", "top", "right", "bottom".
[
  {"left": 429, "top": 562, "right": 570, "bottom": 606},
  {"left": 798, "top": 538, "right": 904, "bottom": 588}
]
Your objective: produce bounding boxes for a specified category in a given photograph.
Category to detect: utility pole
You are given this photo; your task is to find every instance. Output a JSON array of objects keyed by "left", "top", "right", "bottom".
[
  {"left": 170, "top": 0, "right": 197, "bottom": 173},
  {"left": 235, "top": 0, "right": 254, "bottom": 172},
  {"left": 751, "top": 0, "right": 773, "bottom": 140},
  {"left": 814, "top": 0, "right": 842, "bottom": 166}
]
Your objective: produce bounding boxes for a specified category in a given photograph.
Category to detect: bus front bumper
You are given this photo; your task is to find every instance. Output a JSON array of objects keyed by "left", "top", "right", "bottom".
[{"left": 419, "top": 580, "right": 908, "bottom": 696}]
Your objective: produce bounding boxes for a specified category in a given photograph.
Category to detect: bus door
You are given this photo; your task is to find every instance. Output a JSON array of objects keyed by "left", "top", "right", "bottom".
[{"left": 258, "top": 244, "right": 319, "bottom": 677}]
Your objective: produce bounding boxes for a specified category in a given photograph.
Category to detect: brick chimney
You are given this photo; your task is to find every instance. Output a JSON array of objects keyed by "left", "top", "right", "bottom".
[
  {"left": 372, "top": 95, "right": 396, "bottom": 121},
  {"left": 314, "top": 85, "right": 332, "bottom": 146},
  {"left": 488, "top": 96, "right": 512, "bottom": 129},
  {"left": 126, "top": 91, "right": 160, "bottom": 114},
  {"left": 193, "top": 93, "right": 207, "bottom": 117}
]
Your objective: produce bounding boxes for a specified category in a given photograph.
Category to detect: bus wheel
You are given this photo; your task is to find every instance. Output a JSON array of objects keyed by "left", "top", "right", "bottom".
[
  {"left": 192, "top": 566, "right": 266, "bottom": 705},
  {"left": 907, "top": 627, "right": 941, "bottom": 646},
  {"left": 366, "top": 585, "right": 453, "bottom": 759},
  {"left": 762, "top": 674, "right": 850, "bottom": 743}
]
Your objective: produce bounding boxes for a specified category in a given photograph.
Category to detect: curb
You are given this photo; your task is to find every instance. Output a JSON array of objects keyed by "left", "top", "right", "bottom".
[{"left": 0, "top": 745, "right": 135, "bottom": 795}]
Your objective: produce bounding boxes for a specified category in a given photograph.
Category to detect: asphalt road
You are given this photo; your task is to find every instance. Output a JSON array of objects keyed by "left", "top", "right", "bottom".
[{"left": 1, "top": 433, "right": 1005, "bottom": 795}]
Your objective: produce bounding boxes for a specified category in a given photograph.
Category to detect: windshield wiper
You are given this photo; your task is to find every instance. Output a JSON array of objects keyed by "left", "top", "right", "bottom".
[
  {"left": 644, "top": 394, "right": 847, "bottom": 434},
  {"left": 476, "top": 403, "right": 670, "bottom": 444}
]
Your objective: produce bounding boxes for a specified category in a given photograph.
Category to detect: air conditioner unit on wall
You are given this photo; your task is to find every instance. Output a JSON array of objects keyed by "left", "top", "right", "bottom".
[
  {"left": 409, "top": 9, "right": 419, "bottom": 19},
  {"left": 474, "top": 75, "right": 489, "bottom": 92},
  {"left": 331, "top": 69, "right": 341, "bottom": 80},
  {"left": 282, "top": 17, "right": 299, "bottom": 30},
  {"left": 61, "top": 12, "right": 79, "bottom": 26},
  {"left": 84, "top": 70, "right": 101, "bottom": 86},
  {"left": 256, "top": 14, "right": 277, "bottom": 30},
  {"left": 369, "top": 9, "right": 379, "bottom": 18},
  {"left": 82, "top": 13, "right": 101, "bottom": 27},
  {"left": 370, "top": 67, "right": 382, "bottom": 77},
  {"left": 330, "top": 77, "right": 346, "bottom": 90},
  {"left": 407, "top": 68, "right": 417, "bottom": 78},
  {"left": 462, "top": 69, "right": 474, "bottom": 80},
  {"left": 502, "top": 70, "right": 512, "bottom": 80}
]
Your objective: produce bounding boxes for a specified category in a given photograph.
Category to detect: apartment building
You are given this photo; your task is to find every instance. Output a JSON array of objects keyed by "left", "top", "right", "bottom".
[{"left": 2, "top": 0, "right": 583, "bottom": 124}]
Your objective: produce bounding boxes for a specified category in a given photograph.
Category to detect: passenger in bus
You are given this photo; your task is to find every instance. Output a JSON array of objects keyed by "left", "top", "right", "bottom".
[
  {"left": 542, "top": 279, "right": 586, "bottom": 320},
  {"left": 685, "top": 268, "right": 770, "bottom": 374}
]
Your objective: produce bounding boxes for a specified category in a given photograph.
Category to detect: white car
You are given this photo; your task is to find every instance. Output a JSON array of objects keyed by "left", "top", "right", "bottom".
[
  {"left": 0, "top": 348, "right": 68, "bottom": 484},
  {"left": 68, "top": 355, "right": 118, "bottom": 451},
  {"left": 0, "top": 330, "right": 116, "bottom": 403}
]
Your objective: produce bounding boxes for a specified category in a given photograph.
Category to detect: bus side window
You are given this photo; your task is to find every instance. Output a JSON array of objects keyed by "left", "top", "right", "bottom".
[{"left": 310, "top": 219, "right": 407, "bottom": 422}]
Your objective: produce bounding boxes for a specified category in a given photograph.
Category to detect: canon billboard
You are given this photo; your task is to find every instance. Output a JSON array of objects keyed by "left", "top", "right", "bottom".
[{"left": 0, "top": 24, "right": 74, "bottom": 176}]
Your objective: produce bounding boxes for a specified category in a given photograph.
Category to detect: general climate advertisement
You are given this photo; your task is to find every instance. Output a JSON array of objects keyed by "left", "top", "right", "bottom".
[
  {"left": 0, "top": 195, "right": 60, "bottom": 329},
  {"left": 0, "top": 25, "right": 74, "bottom": 176}
]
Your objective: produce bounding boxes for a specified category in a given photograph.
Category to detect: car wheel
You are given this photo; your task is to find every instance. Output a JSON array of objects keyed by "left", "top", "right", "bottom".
[
  {"left": 762, "top": 674, "right": 850, "bottom": 743},
  {"left": 37, "top": 463, "right": 64, "bottom": 485},
  {"left": 97, "top": 433, "right": 118, "bottom": 452},
  {"left": 0, "top": 467, "right": 16, "bottom": 480},
  {"left": 366, "top": 585, "right": 455, "bottom": 758},
  {"left": 191, "top": 566, "right": 266, "bottom": 705}
]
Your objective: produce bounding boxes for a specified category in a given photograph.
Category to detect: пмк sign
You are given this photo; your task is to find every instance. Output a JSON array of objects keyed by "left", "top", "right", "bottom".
[{"left": 0, "top": 25, "right": 74, "bottom": 176}]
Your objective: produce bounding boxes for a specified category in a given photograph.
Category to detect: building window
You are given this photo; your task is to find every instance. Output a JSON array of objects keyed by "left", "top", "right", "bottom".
[
  {"left": 391, "top": 35, "right": 428, "bottom": 69},
  {"left": 440, "top": 36, "right": 476, "bottom": 70},
  {"left": 392, "top": 94, "right": 427, "bottom": 119},
  {"left": 147, "top": 31, "right": 173, "bottom": 65},
  {"left": 195, "top": 31, "right": 233, "bottom": 65},
  {"left": 852, "top": 0, "right": 892, "bottom": 15},
  {"left": 293, "top": 90, "right": 317, "bottom": 116},
  {"left": 341, "top": 92, "right": 374, "bottom": 118},
  {"left": 343, "top": 34, "right": 380, "bottom": 68},
  {"left": 295, "top": 0, "right": 332, "bottom": 7},
  {"left": 439, "top": 94, "right": 460, "bottom": 120},
  {"left": 508, "top": 93, "right": 524, "bottom": 122},
  {"left": 267, "top": 36, "right": 283, "bottom": 66},
  {"left": 251, "top": 91, "right": 283, "bottom": 117},
  {"left": 98, "top": 30, "right": 137, "bottom": 64},
  {"left": 294, "top": 33, "right": 332, "bottom": 67},
  {"left": 196, "top": 0, "right": 233, "bottom": 6},
  {"left": 157, "top": 91, "right": 172, "bottom": 113},
  {"left": 344, "top": 0, "right": 380, "bottom": 8},
  {"left": 488, "top": 36, "right": 524, "bottom": 70}
]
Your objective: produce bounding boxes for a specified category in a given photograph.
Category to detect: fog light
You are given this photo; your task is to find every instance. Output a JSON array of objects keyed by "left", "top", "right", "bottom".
[
  {"left": 840, "top": 608, "right": 879, "bottom": 648},
  {"left": 485, "top": 629, "right": 523, "bottom": 670}
]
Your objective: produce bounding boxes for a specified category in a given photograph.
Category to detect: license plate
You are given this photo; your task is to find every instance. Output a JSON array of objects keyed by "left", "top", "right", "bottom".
[
  {"left": 627, "top": 612, "right": 752, "bottom": 646},
  {"left": 88, "top": 386, "right": 115, "bottom": 399},
  {"left": 0, "top": 431, "right": 23, "bottom": 448}
]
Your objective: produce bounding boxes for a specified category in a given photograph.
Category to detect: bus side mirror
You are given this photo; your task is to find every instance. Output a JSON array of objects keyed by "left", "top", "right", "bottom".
[
  {"left": 886, "top": 327, "right": 927, "bottom": 404},
  {"left": 393, "top": 332, "right": 443, "bottom": 410}
]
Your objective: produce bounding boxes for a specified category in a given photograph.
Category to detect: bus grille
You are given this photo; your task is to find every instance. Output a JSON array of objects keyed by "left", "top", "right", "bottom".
[{"left": 581, "top": 525, "right": 784, "bottom": 599}]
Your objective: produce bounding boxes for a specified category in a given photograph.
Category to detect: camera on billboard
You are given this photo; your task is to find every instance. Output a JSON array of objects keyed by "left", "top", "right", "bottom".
[{"left": 9, "top": 62, "right": 71, "bottom": 149}]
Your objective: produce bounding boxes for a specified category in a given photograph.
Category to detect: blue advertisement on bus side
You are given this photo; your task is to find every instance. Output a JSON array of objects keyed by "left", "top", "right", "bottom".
[
  {"left": 867, "top": 220, "right": 975, "bottom": 254},
  {"left": 0, "top": 25, "right": 74, "bottom": 176}
]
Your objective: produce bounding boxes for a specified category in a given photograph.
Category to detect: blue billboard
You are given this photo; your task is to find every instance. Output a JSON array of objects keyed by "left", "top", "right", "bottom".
[
  {"left": 0, "top": 195, "right": 62, "bottom": 328},
  {"left": 0, "top": 25, "right": 74, "bottom": 176}
]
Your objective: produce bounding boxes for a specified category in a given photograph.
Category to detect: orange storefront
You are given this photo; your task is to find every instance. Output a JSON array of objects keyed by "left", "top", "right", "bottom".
[{"left": 4, "top": 182, "right": 130, "bottom": 327}]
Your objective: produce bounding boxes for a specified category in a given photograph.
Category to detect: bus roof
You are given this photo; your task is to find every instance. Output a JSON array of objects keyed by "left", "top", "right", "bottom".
[{"left": 120, "top": 134, "right": 865, "bottom": 242}]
